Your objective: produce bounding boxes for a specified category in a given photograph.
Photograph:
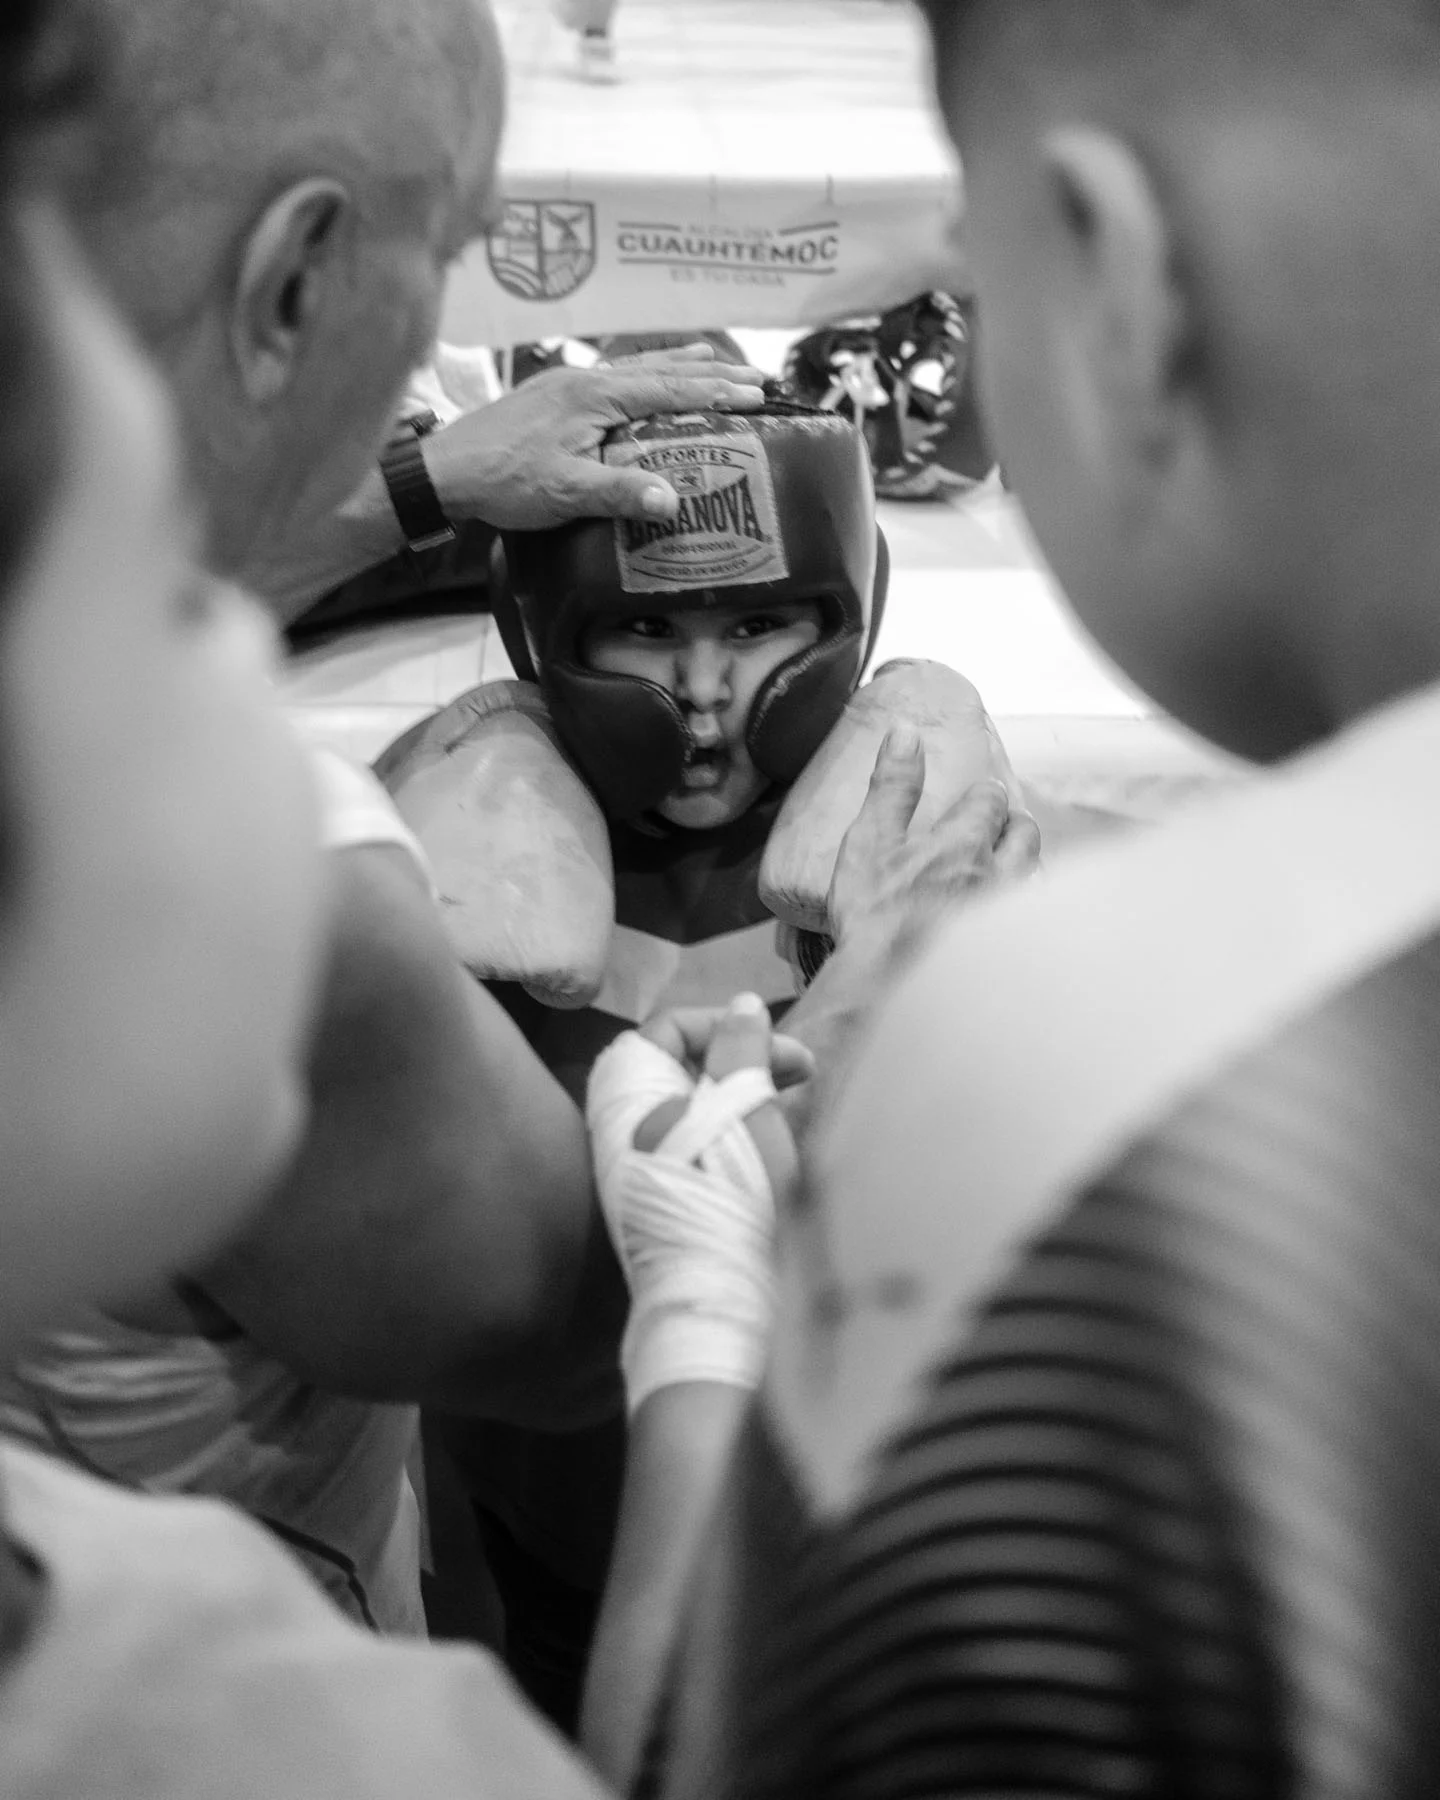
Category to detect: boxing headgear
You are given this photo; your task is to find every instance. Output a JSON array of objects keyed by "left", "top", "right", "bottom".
[
  {"left": 783, "top": 292, "right": 972, "bottom": 500},
  {"left": 498, "top": 402, "right": 886, "bottom": 821}
]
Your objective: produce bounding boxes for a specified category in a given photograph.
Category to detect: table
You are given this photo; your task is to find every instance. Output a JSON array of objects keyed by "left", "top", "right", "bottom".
[{"left": 440, "top": 0, "right": 970, "bottom": 347}]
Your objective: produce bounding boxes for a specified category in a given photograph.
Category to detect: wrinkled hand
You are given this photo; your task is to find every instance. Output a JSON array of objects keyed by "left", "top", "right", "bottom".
[
  {"left": 828, "top": 726, "right": 1041, "bottom": 963},
  {"left": 422, "top": 342, "right": 767, "bottom": 530}
]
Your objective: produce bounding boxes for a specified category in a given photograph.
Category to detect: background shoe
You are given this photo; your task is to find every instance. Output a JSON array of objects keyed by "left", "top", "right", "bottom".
[{"left": 577, "top": 30, "right": 619, "bottom": 83}]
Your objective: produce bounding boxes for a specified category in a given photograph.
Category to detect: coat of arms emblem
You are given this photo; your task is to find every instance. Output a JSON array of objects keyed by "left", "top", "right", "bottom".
[{"left": 486, "top": 200, "right": 597, "bottom": 302}]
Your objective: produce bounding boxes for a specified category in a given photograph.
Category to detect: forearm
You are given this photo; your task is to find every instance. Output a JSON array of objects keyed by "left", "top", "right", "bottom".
[
  {"left": 204, "top": 1130, "right": 625, "bottom": 1427},
  {"left": 410, "top": 978, "right": 628, "bottom": 1426},
  {"left": 581, "top": 1382, "right": 751, "bottom": 1790},
  {"left": 244, "top": 348, "right": 772, "bottom": 622},
  {"left": 197, "top": 847, "right": 626, "bottom": 1425},
  {"left": 414, "top": 1135, "right": 627, "bottom": 1430}
]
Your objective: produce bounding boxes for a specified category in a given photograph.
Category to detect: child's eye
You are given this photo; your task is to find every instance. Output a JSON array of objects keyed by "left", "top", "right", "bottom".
[
  {"left": 732, "top": 615, "right": 784, "bottom": 641},
  {"left": 625, "top": 617, "right": 675, "bottom": 640}
]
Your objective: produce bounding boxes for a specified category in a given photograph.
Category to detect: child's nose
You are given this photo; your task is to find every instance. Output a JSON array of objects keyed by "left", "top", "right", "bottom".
[
  {"left": 675, "top": 640, "right": 731, "bottom": 712},
  {"left": 688, "top": 711, "right": 724, "bottom": 749}
]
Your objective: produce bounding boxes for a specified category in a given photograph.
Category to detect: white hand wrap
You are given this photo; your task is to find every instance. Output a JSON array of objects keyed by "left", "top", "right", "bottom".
[{"left": 587, "top": 1032, "right": 779, "bottom": 1412}]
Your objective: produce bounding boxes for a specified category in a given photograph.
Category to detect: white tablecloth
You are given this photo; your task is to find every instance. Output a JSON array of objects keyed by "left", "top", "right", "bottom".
[{"left": 441, "top": 0, "right": 969, "bottom": 346}]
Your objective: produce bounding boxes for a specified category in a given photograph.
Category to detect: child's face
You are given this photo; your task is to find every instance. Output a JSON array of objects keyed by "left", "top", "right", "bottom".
[
  {"left": 0, "top": 207, "right": 326, "bottom": 1343},
  {"left": 581, "top": 596, "right": 823, "bottom": 828}
]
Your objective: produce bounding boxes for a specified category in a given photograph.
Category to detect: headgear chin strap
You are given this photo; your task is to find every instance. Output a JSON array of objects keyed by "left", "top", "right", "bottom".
[{"left": 498, "top": 403, "right": 886, "bottom": 821}]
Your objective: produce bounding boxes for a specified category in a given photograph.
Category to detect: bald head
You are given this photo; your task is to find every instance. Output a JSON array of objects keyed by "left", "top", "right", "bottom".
[
  {"left": 924, "top": 0, "right": 1440, "bottom": 439},
  {"left": 72, "top": 0, "right": 502, "bottom": 577},
  {"left": 85, "top": 0, "right": 497, "bottom": 335},
  {"left": 918, "top": 0, "right": 1440, "bottom": 760}
]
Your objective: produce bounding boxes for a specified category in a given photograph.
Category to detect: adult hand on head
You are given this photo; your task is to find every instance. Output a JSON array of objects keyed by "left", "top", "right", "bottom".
[
  {"left": 421, "top": 342, "right": 768, "bottom": 531},
  {"left": 586, "top": 994, "right": 813, "bottom": 1410},
  {"left": 828, "top": 726, "right": 1041, "bottom": 965}
]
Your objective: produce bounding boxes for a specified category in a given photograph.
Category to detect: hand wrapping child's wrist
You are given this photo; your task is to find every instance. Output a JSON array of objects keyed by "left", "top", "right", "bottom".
[{"left": 587, "top": 1031, "right": 779, "bottom": 1413}]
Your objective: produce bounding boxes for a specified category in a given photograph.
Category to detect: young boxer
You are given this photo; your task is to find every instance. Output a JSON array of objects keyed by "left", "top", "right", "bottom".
[
  {"left": 385, "top": 402, "right": 1032, "bottom": 1090},
  {"left": 380, "top": 399, "right": 1038, "bottom": 1728}
]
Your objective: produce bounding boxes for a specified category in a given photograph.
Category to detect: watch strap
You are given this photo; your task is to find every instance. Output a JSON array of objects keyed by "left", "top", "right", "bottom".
[{"left": 381, "top": 411, "right": 456, "bottom": 555}]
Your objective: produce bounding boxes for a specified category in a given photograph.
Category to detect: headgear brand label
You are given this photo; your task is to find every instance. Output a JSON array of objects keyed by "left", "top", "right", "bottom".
[{"left": 609, "top": 428, "right": 789, "bottom": 593}]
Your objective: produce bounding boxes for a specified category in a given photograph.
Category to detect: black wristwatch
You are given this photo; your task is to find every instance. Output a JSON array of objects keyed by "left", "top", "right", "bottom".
[{"left": 380, "top": 408, "right": 457, "bottom": 554}]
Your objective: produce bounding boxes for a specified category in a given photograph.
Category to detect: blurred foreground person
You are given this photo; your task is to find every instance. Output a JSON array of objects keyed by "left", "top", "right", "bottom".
[
  {"left": 0, "top": 4, "right": 668, "bottom": 1796},
  {"left": 0, "top": 0, "right": 770, "bottom": 1635},
  {"left": 614, "top": 2, "right": 1440, "bottom": 1795}
]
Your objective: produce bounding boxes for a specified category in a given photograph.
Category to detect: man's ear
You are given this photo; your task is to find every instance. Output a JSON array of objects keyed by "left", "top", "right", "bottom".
[
  {"left": 230, "top": 178, "right": 352, "bottom": 405},
  {"left": 1040, "top": 127, "right": 1195, "bottom": 471}
]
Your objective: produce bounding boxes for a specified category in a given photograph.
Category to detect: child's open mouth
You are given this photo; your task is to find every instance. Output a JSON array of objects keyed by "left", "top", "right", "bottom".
[{"left": 679, "top": 745, "right": 728, "bottom": 792}]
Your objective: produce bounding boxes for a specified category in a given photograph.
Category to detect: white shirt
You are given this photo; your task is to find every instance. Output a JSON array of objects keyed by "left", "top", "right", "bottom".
[{"left": 0, "top": 1438, "right": 606, "bottom": 1800}]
